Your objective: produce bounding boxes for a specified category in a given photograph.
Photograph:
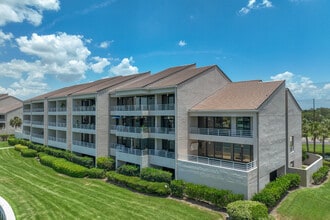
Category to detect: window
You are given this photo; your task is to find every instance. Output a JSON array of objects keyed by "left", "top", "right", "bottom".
[
  {"left": 198, "top": 141, "right": 207, "bottom": 157},
  {"left": 161, "top": 116, "right": 175, "bottom": 128},
  {"left": 236, "top": 117, "right": 251, "bottom": 130},
  {"left": 233, "top": 144, "right": 242, "bottom": 161},
  {"left": 207, "top": 142, "right": 215, "bottom": 157},
  {"left": 223, "top": 143, "right": 232, "bottom": 160},
  {"left": 214, "top": 142, "right": 223, "bottom": 159},
  {"left": 162, "top": 140, "right": 175, "bottom": 152},
  {"left": 290, "top": 136, "right": 294, "bottom": 152}
]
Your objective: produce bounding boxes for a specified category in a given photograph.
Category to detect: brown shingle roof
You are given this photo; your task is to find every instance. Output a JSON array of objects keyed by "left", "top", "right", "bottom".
[
  {"left": 116, "top": 64, "right": 196, "bottom": 90},
  {"left": 0, "top": 96, "right": 23, "bottom": 113},
  {"left": 191, "top": 80, "right": 284, "bottom": 111}
]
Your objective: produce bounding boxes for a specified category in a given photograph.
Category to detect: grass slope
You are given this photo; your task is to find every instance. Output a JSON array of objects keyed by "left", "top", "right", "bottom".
[
  {"left": 276, "top": 180, "right": 330, "bottom": 220},
  {"left": 302, "top": 143, "right": 330, "bottom": 154},
  {"left": 0, "top": 144, "right": 221, "bottom": 220}
]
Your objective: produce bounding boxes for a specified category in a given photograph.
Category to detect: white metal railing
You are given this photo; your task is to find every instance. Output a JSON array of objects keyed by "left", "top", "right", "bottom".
[
  {"left": 23, "top": 120, "right": 31, "bottom": 124},
  {"left": 32, "top": 108, "right": 44, "bottom": 112},
  {"left": 73, "top": 123, "right": 95, "bottom": 130},
  {"left": 48, "top": 136, "right": 66, "bottom": 143},
  {"left": 149, "top": 149, "right": 175, "bottom": 159},
  {"left": 32, "top": 121, "right": 44, "bottom": 125},
  {"left": 182, "top": 154, "right": 256, "bottom": 171},
  {"left": 23, "top": 109, "right": 31, "bottom": 112},
  {"left": 73, "top": 140, "right": 95, "bottom": 148},
  {"left": 111, "top": 125, "right": 174, "bottom": 134},
  {"left": 48, "top": 107, "right": 56, "bottom": 112},
  {"left": 116, "top": 145, "right": 148, "bottom": 156},
  {"left": 48, "top": 121, "right": 56, "bottom": 126},
  {"left": 190, "top": 127, "right": 253, "bottom": 138},
  {"left": 73, "top": 106, "right": 95, "bottom": 112},
  {"left": 31, "top": 133, "right": 43, "bottom": 139},
  {"left": 57, "top": 107, "right": 66, "bottom": 112},
  {"left": 57, "top": 122, "right": 66, "bottom": 127},
  {"left": 111, "top": 103, "right": 175, "bottom": 111}
]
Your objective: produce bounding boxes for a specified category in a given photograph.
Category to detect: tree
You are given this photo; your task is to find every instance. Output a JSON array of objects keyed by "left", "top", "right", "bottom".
[
  {"left": 302, "top": 118, "right": 311, "bottom": 152},
  {"left": 9, "top": 116, "right": 22, "bottom": 129},
  {"left": 311, "top": 121, "right": 320, "bottom": 153},
  {"left": 319, "top": 118, "right": 330, "bottom": 157}
]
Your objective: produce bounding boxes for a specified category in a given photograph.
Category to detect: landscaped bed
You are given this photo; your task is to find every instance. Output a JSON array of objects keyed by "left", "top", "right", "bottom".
[{"left": 0, "top": 142, "right": 221, "bottom": 220}]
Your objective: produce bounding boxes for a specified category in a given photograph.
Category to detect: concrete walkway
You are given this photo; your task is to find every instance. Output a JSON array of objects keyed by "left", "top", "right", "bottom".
[{"left": 0, "top": 146, "right": 14, "bottom": 150}]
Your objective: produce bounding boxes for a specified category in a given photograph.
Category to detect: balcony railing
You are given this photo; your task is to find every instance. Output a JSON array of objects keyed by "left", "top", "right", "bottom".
[
  {"left": 149, "top": 149, "right": 175, "bottom": 159},
  {"left": 23, "top": 120, "right": 31, "bottom": 124},
  {"left": 181, "top": 154, "right": 256, "bottom": 171},
  {"left": 111, "top": 125, "right": 174, "bottom": 134},
  {"left": 190, "top": 127, "right": 253, "bottom": 138},
  {"left": 23, "top": 109, "right": 31, "bottom": 112},
  {"left": 116, "top": 145, "right": 148, "bottom": 156},
  {"left": 32, "top": 121, "right": 44, "bottom": 125},
  {"left": 73, "top": 140, "right": 95, "bottom": 148},
  {"left": 32, "top": 108, "right": 44, "bottom": 112},
  {"left": 73, "top": 123, "right": 95, "bottom": 130},
  {"left": 48, "top": 136, "right": 66, "bottom": 143},
  {"left": 111, "top": 103, "right": 175, "bottom": 111},
  {"left": 73, "top": 106, "right": 95, "bottom": 112},
  {"left": 48, "top": 107, "right": 67, "bottom": 112},
  {"left": 31, "top": 133, "right": 43, "bottom": 139}
]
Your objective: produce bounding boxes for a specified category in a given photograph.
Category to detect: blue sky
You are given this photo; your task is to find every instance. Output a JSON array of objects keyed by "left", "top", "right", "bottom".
[{"left": 0, "top": 0, "right": 329, "bottom": 109}]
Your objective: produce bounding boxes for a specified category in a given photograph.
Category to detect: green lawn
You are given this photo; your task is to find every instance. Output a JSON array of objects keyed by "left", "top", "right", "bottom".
[
  {"left": 0, "top": 142, "right": 221, "bottom": 220},
  {"left": 0, "top": 141, "right": 11, "bottom": 148},
  {"left": 302, "top": 143, "right": 330, "bottom": 154},
  {"left": 276, "top": 180, "right": 330, "bottom": 220}
]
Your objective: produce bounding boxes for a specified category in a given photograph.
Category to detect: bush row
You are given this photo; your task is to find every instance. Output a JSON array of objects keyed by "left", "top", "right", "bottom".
[
  {"left": 252, "top": 173, "right": 300, "bottom": 209},
  {"left": 8, "top": 138, "right": 94, "bottom": 168},
  {"left": 107, "top": 171, "right": 170, "bottom": 196},
  {"left": 21, "top": 148, "right": 38, "bottom": 157},
  {"left": 14, "top": 144, "right": 28, "bottom": 151},
  {"left": 96, "top": 157, "right": 115, "bottom": 171},
  {"left": 226, "top": 200, "right": 269, "bottom": 220},
  {"left": 312, "top": 166, "right": 329, "bottom": 185},
  {"left": 140, "top": 167, "right": 172, "bottom": 183},
  {"left": 169, "top": 180, "right": 243, "bottom": 209},
  {"left": 117, "top": 164, "right": 140, "bottom": 176}
]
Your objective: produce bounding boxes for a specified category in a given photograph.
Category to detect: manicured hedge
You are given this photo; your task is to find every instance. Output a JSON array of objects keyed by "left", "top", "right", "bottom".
[
  {"left": 184, "top": 182, "right": 243, "bottom": 208},
  {"left": 170, "top": 180, "right": 185, "bottom": 198},
  {"left": 0, "top": 134, "right": 10, "bottom": 141},
  {"left": 14, "top": 144, "right": 28, "bottom": 152},
  {"left": 21, "top": 148, "right": 37, "bottom": 157},
  {"left": 86, "top": 168, "right": 106, "bottom": 179},
  {"left": 117, "top": 164, "right": 140, "bottom": 176},
  {"left": 107, "top": 171, "right": 170, "bottom": 196},
  {"left": 312, "top": 166, "right": 329, "bottom": 185},
  {"left": 9, "top": 137, "right": 94, "bottom": 168},
  {"left": 96, "top": 157, "right": 115, "bottom": 171},
  {"left": 39, "top": 154, "right": 88, "bottom": 178},
  {"left": 252, "top": 173, "right": 300, "bottom": 209},
  {"left": 140, "top": 167, "right": 172, "bottom": 183},
  {"left": 226, "top": 200, "right": 268, "bottom": 220}
]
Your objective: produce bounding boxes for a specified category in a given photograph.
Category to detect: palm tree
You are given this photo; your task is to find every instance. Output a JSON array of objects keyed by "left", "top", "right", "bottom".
[
  {"left": 311, "top": 121, "right": 320, "bottom": 153},
  {"left": 302, "top": 118, "right": 311, "bottom": 152},
  {"left": 319, "top": 119, "right": 330, "bottom": 158},
  {"left": 9, "top": 116, "right": 22, "bottom": 129}
]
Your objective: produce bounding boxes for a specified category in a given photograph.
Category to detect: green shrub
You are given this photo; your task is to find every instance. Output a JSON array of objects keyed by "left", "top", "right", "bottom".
[
  {"left": 87, "top": 168, "right": 106, "bottom": 179},
  {"left": 140, "top": 167, "right": 172, "bottom": 183},
  {"left": 107, "top": 171, "right": 170, "bottom": 196},
  {"left": 96, "top": 157, "right": 115, "bottom": 171},
  {"left": 183, "top": 182, "right": 243, "bottom": 208},
  {"left": 170, "top": 180, "right": 185, "bottom": 198},
  {"left": 14, "top": 144, "right": 28, "bottom": 152},
  {"left": 312, "top": 166, "right": 329, "bottom": 185},
  {"left": 252, "top": 173, "right": 301, "bottom": 209},
  {"left": 21, "top": 148, "right": 37, "bottom": 157},
  {"left": 8, "top": 137, "right": 19, "bottom": 146},
  {"left": 39, "top": 154, "right": 88, "bottom": 178},
  {"left": 117, "top": 164, "right": 140, "bottom": 176},
  {"left": 323, "top": 160, "right": 330, "bottom": 167},
  {"left": 227, "top": 200, "right": 269, "bottom": 220}
]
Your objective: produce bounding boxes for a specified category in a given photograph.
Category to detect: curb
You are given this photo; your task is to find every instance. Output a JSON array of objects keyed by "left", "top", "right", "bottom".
[{"left": 0, "top": 196, "right": 15, "bottom": 220}]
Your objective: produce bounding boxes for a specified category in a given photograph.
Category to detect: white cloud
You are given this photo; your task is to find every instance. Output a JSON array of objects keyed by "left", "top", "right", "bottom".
[
  {"left": 90, "top": 57, "right": 110, "bottom": 73},
  {"left": 178, "top": 40, "right": 187, "bottom": 47},
  {"left": 99, "top": 40, "right": 113, "bottom": 49},
  {"left": 270, "top": 71, "right": 328, "bottom": 100},
  {"left": 0, "top": 0, "right": 60, "bottom": 26},
  {"left": 15, "top": 32, "right": 91, "bottom": 81},
  {"left": 109, "top": 57, "right": 138, "bottom": 76},
  {"left": 0, "top": 30, "right": 13, "bottom": 46},
  {"left": 239, "top": 0, "right": 273, "bottom": 15}
]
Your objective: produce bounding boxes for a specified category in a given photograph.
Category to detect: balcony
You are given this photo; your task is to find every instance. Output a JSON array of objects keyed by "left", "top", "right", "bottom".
[
  {"left": 23, "top": 120, "right": 31, "bottom": 125},
  {"left": 149, "top": 149, "right": 175, "bottom": 169},
  {"left": 115, "top": 145, "right": 148, "bottom": 167},
  {"left": 48, "top": 107, "right": 67, "bottom": 113},
  {"left": 31, "top": 121, "right": 44, "bottom": 128},
  {"left": 31, "top": 133, "right": 44, "bottom": 144},
  {"left": 32, "top": 108, "right": 44, "bottom": 113},
  {"left": 180, "top": 154, "right": 256, "bottom": 171},
  {"left": 23, "top": 109, "right": 31, "bottom": 113},
  {"left": 72, "top": 140, "right": 96, "bottom": 156},
  {"left": 111, "top": 104, "right": 175, "bottom": 116},
  {"left": 190, "top": 127, "right": 253, "bottom": 138},
  {"left": 73, "top": 123, "right": 95, "bottom": 130},
  {"left": 48, "top": 136, "right": 67, "bottom": 150},
  {"left": 73, "top": 106, "right": 95, "bottom": 112},
  {"left": 111, "top": 125, "right": 175, "bottom": 139}
]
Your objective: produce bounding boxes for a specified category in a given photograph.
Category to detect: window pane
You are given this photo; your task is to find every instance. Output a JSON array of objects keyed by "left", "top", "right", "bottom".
[
  {"left": 233, "top": 144, "right": 242, "bottom": 162},
  {"left": 223, "top": 143, "right": 232, "bottom": 160},
  {"left": 214, "top": 142, "right": 223, "bottom": 159},
  {"left": 243, "top": 145, "right": 253, "bottom": 162},
  {"left": 198, "top": 141, "right": 207, "bottom": 157},
  {"left": 207, "top": 142, "right": 215, "bottom": 158}
]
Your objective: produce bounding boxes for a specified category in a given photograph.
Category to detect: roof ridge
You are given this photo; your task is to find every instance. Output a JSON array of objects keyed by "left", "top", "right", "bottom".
[{"left": 176, "top": 65, "right": 216, "bottom": 86}]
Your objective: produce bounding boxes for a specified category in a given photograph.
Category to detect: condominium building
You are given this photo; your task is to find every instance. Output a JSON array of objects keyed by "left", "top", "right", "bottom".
[
  {"left": 20, "top": 64, "right": 302, "bottom": 199},
  {"left": 0, "top": 94, "right": 23, "bottom": 134}
]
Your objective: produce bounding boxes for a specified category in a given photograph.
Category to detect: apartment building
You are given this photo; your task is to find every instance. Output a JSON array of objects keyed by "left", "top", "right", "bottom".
[
  {"left": 0, "top": 94, "right": 23, "bottom": 134},
  {"left": 20, "top": 64, "right": 302, "bottom": 199}
]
